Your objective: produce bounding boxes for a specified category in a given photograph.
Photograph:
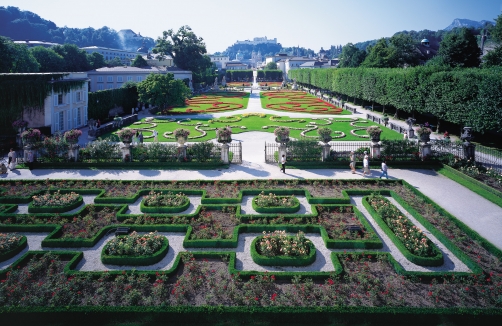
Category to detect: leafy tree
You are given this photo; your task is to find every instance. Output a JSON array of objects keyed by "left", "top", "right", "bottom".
[
  {"left": 106, "top": 57, "right": 123, "bottom": 67},
  {"left": 437, "top": 28, "right": 481, "bottom": 68},
  {"left": 30, "top": 46, "right": 65, "bottom": 72},
  {"left": 0, "top": 37, "right": 39, "bottom": 73},
  {"left": 137, "top": 73, "right": 191, "bottom": 109},
  {"left": 87, "top": 52, "right": 106, "bottom": 69},
  {"left": 491, "top": 13, "right": 502, "bottom": 43},
  {"left": 53, "top": 43, "right": 90, "bottom": 71},
  {"left": 338, "top": 43, "right": 367, "bottom": 68},
  {"left": 0, "top": 36, "right": 14, "bottom": 72},
  {"left": 389, "top": 33, "right": 420, "bottom": 67},
  {"left": 482, "top": 46, "right": 502, "bottom": 67},
  {"left": 264, "top": 61, "right": 278, "bottom": 70},
  {"left": 132, "top": 54, "right": 148, "bottom": 67},
  {"left": 361, "top": 39, "right": 397, "bottom": 68},
  {"left": 153, "top": 25, "right": 212, "bottom": 82}
]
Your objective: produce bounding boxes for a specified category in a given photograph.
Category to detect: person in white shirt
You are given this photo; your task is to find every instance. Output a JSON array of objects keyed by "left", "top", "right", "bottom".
[
  {"left": 379, "top": 160, "right": 389, "bottom": 179},
  {"left": 7, "top": 148, "right": 16, "bottom": 170},
  {"left": 363, "top": 152, "right": 370, "bottom": 176},
  {"left": 281, "top": 154, "right": 286, "bottom": 173}
]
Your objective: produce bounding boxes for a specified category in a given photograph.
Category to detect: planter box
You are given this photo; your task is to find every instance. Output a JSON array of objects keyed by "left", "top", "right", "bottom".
[
  {"left": 252, "top": 196, "right": 300, "bottom": 213},
  {"left": 250, "top": 236, "right": 316, "bottom": 266},
  {"left": 101, "top": 236, "right": 169, "bottom": 266}
]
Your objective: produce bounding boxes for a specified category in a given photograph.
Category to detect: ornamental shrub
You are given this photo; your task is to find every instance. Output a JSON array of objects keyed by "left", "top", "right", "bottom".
[
  {"left": 31, "top": 190, "right": 80, "bottom": 207},
  {"left": 0, "top": 233, "right": 23, "bottom": 254},
  {"left": 254, "top": 191, "right": 297, "bottom": 208},
  {"left": 257, "top": 230, "right": 311, "bottom": 257},
  {"left": 103, "top": 231, "right": 165, "bottom": 256},
  {"left": 143, "top": 191, "right": 188, "bottom": 207}
]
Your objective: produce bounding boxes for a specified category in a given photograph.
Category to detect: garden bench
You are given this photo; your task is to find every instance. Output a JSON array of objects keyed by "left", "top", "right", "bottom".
[{"left": 115, "top": 227, "right": 130, "bottom": 236}]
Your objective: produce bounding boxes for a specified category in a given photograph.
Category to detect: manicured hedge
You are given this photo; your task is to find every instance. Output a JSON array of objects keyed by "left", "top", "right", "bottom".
[
  {"left": 362, "top": 196, "right": 444, "bottom": 267},
  {"left": 101, "top": 236, "right": 169, "bottom": 266},
  {"left": 251, "top": 195, "right": 300, "bottom": 213},
  {"left": 27, "top": 195, "right": 83, "bottom": 213},
  {"left": 140, "top": 196, "right": 190, "bottom": 213},
  {"left": 0, "top": 235, "right": 27, "bottom": 262}
]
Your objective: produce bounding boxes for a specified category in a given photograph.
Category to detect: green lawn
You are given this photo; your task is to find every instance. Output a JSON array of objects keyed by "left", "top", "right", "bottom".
[
  {"left": 165, "top": 92, "right": 250, "bottom": 114},
  {"left": 260, "top": 91, "right": 352, "bottom": 115},
  {"left": 103, "top": 114, "right": 402, "bottom": 142}
]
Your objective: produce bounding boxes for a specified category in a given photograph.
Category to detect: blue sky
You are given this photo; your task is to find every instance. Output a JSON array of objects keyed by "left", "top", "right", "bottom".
[{"left": 0, "top": 0, "right": 500, "bottom": 53}]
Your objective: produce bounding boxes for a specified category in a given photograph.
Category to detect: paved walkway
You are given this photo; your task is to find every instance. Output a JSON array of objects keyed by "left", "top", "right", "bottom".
[{"left": 1, "top": 90, "right": 501, "bottom": 252}]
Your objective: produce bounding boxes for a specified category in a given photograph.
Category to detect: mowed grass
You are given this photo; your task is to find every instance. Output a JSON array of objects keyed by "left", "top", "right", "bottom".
[
  {"left": 103, "top": 114, "right": 402, "bottom": 142},
  {"left": 166, "top": 92, "right": 250, "bottom": 113},
  {"left": 260, "top": 91, "right": 352, "bottom": 115}
]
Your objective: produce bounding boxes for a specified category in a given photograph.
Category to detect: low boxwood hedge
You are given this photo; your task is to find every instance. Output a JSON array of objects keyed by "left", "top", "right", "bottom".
[
  {"left": 362, "top": 196, "right": 444, "bottom": 267},
  {"left": 0, "top": 235, "right": 27, "bottom": 262},
  {"left": 101, "top": 236, "right": 169, "bottom": 266},
  {"left": 250, "top": 236, "right": 316, "bottom": 266},
  {"left": 140, "top": 195, "right": 190, "bottom": 213},
  {"left": 27, "top": 195, "right": 84, "bottom": 213},
  {"left": 251, "top": 195, "right": 300, "bottom": 213}
]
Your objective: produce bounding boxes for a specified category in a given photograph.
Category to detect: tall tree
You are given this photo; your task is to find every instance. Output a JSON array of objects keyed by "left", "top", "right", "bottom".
[
  {"left": 137, "top": 73, "right": 191, "bottom": 109},
  {"left": 30, "top": 46, "right": 65, "bottom": 72},
  {"left": 53, "top": 43, "right": 90, "bottom": 71},
  {"left": 153, "top": 25, "right": 212, "bottom": 81},
  {"left": 338, "top": 43, "right": 367, "bottom": 68},
  {"left": 87, "top": 52, "right": 106, "bottom": 69},
  {"left": 389, "top": 33, "right": 420, "bottom": 67},
  {"left": 0, "top": 37, "right": 39, "bottom": 73},
  {"left": 482, "top": 13, "right": 502, "bottom": 67},
  {"left": 361, "top": 39, "right": 397, "bottom": 68},
  {"left": 264, "top": 61, "right": 278, "bottom": 70},
  {"left": 131, "top": 54, "right": 148, "bottom": 67},
  {"left": 437, "top": 28, "right": 481, "bottom": 68}
]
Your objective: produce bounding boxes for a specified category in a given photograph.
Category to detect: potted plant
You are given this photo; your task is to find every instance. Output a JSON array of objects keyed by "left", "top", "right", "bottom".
[
  {"left": 20, "top": 128, "right": 41, "bottom": 145},
  {"left": 366, "top": 125, "right": 382, "bottom": 142},
  {"left": 12, "top": 119, "right": 28, "bottom": 133},
  {"left": 174, "top": 128, "right": 190, "bottom": 145},
  {"left": 63, "top": 129, "right": 82, "bottom": 144},
  {"left": 117, "top": 128, "right": 135, "bottom": 143},
  {"left": 216, "top": 126, "right": 232, "bottom": 144},
  {"left": 274, "top": 126, "right": 290, "bottom": 143},
  {"left": 317, "top": 127, "right": 332, "bottom": 143},
  {"left": 416, "top": 126, "right": 432, "bottom": 142}
]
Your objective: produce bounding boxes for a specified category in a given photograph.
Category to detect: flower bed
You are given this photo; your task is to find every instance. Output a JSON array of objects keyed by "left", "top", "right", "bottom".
[
  {"left": 140, "top": 191, "right": 190, "bottom": 213},
  {"left": 101, "top": 231, "right": 169, "bottom": 266},
  {"left": 0, "top": 233, "right": 27, "bottom": 262},
  {"left": 365, "top": 193, "right": 444, "bottom": 266},
  {"left": 252, "top": 192, "right": 300, "bottom": 213},
  {"left": 28, "top": 190, "right": 83, "bottom": 213},
  {"left": 250, "top": 230, "right": 316, "bottom": 266}
]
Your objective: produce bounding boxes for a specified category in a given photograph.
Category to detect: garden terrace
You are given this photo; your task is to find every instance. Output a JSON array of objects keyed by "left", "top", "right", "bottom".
[
  {"left": 260, "top": 91, "right": 350, "bottom": 115},
  {"left": 100, "top": 114, "right": 401, "bottom": 143},
  {"left": 0, "top": 178, "right": 501, "bottom": 323},
  {"left": 159, "top": 92, "right": 250, "bottom": 115}
]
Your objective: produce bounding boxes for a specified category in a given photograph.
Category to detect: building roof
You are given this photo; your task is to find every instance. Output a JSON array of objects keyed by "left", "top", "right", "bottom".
[
  {"left": 86, "top": 66, "right": 191, "bottom": 74},
  {"left": 14, "top": 40, "right": 60, "bottom": 47},
  {"left": 299, "top": 61, "right": 326, "bottom": 68},
  {"left": 81, "top": 46, "right": 141, "bottom": 54},
  {"left": 287, "top": 57, "right": 315, "bottom": 61}
]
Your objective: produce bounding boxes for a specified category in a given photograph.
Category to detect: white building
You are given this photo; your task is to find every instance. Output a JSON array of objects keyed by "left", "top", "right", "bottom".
[
  {"left": 209, "top": 55, "right": 230, "bottom": 69},
  {"left": 14, "top": 40, "right": 61, "bottom": 48},
  {"left": 235, "top": 36, "right": 277, "bottom": 46},
  {"left": 284, "top": 57, "right": 316, "bottom": 79},
  {"left": 225, "top": 61, "right": 248, "bottom": 70},
  {"left": 19, "top": 73, "right": 90, "bottom": 134},
  {"left": 138, "top": 53, "right": 174, "bottom": 67},
  {"left": 87, "top": 66, "right": 192, "bottom": 92},
  {"left": 81, "top": 46, "right": 143, "bottom": 65}
]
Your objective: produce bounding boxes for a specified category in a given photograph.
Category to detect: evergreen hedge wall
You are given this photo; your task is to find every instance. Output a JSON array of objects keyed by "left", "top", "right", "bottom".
[
  {"left": 88, "top": 87, "right": 138, "bottom": 121},
  {"left": 289, "top": 67, "right": 502, "bottom": 133}
]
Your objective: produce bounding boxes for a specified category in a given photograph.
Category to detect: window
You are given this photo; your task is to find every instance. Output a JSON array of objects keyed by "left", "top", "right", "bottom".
[
  {"left": 108, "top": 85, "right": 113, "bottom": 89},
  {"left": 127, "top": 76, "right": 133, "bottom": 81},
  {"left": 136, "top": 76, "right": 142, "bottom": 82},
  {"left": 58, "top": 94, "right": 64, "bottom": 105},
  {"left": 117, "top": 76, "right": 123, "bottom": 82},
  {"left": 55, "top": 111, "right": 64, "bottom": 132},
  {"left": 97, "top": 76, "right": 103, "bottom": 82},
  {"left": 98, "top": 84, "right": 104, "bottom": 91},
  {"left": 107, "top": 76, "right": 113, "bottom": 82},
  {"left": 76, "top": 91, "right": 81, "bottom": 102},
  {"left": 66, "top": 109, "right": 71, "bottom": 130}
]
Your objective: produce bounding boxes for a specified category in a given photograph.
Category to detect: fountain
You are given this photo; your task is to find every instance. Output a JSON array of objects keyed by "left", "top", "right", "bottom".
[{"left": 252, "top": 70, "right": 260, "bottom": 89}]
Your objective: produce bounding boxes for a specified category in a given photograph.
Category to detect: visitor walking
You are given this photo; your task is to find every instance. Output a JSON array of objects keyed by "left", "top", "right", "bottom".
[
  {"left": 379, "top": 160, "right": 389, "bottom": 179},
  {"left": 362, "top": 152, "right": 371, "bottom": 177},
  {"left": 133, "top": 131, "right": 139, "bottom": 145},
  {"left": 97, "top": 119, "right": 101, "bottom": 128},
  {"left": 403, "top": 131, "right": 408, "bottom": 140},
  {"left": 349, "top": 151, "right": 356, "bottom": 174},
  {"left": 281, "top": 154, "right": 286, "bottom": 174},
  {"left": 444, "top": 131, "right": 450, "bottom": 140},
  {"left": 153, "top": 129, "right": 158, "bottom": 142},
  {"left": 139, "top": 132, "right": 144, "bottom": 144},
  {"left": 7, "top": 148, "right": 16, "bottom": 170}
]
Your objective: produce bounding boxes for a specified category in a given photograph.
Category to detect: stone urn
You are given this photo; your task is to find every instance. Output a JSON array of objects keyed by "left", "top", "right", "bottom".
[
  {"left": 177, "top": 136, "right": 187, "bottom": 146},
  {"left": 275, "top": 136, "right": 290, "bottom": 144},
  {"left": 419, "top": 133, "right": 430, "bottom": 143},
  {"left": 370, "top": 134, "right": 381, "bottom": 143}
]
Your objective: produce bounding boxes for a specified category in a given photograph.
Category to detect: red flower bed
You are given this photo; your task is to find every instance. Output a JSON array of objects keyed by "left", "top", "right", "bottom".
[{"left": 264, "top": 91, "right": 342, "bottom": 114}]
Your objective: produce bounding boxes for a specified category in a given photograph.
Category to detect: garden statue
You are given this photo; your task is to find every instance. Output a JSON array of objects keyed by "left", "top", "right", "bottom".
[
  {"left": 405, "top": 117, "right": 416, "bottom": 138},
  {"left": 221, "top": 76, "right": 226, "bottom": 87},
  {"left": 292, "top": 78, "right": 298, "bottom": 90}
]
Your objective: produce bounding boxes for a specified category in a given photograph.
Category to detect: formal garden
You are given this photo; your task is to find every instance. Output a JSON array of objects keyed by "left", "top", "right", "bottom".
[
  {"left": 0, "top": 177, "right": 501, "bottom": 324},
  {"left": 157, "top": 91, "right": 250, "bottom": 115},
  {"left": 260, "top": 91, "right": 350, "bottom": 115}
]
